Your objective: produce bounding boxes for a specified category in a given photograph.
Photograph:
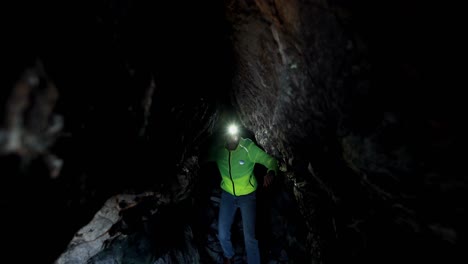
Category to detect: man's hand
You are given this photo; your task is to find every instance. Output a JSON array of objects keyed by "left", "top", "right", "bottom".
[{"left": 263, "top": 171, "right": 275, "bottom": 188}]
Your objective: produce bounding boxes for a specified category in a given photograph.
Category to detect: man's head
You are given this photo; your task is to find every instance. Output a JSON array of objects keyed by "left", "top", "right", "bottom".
[{"left": 225, "top": 124, "right": 240, "bottom": 150}]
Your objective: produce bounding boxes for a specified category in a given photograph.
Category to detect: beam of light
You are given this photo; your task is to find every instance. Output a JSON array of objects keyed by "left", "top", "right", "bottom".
[{"left": 227, "top": 124, "right": 238, "bottom": 135}]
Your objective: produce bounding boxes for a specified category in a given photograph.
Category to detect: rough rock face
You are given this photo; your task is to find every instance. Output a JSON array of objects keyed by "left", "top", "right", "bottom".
[
  {"left": 225, "top": 0, "right": 463, "bottom": 263},
  {"left": 55, "top": 193, "right": 202, "bottom": 264},
  {"left": 0, "top": 61, "right": 63, "bottom": 177}
]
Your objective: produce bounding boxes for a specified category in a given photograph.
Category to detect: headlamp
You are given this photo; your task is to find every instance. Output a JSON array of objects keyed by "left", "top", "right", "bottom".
[{"left": 227, "top": 124, "right": 239, "bottom": 136}]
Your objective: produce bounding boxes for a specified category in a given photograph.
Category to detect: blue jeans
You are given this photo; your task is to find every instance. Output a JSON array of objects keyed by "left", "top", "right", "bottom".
[{"left": 218, "top": 190, "right": 260, "bottom": 264}]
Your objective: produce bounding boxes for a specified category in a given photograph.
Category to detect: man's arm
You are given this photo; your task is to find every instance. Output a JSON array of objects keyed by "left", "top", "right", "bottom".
[
  {"left": 248, "top": 141, "right": 278, "bottom": 187},
  {"left": 249, "top": 143, "right": 278, "bottom": 174}
]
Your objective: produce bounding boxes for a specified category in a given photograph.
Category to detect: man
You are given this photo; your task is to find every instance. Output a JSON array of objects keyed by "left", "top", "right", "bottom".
[{"left": 205, "top": 124, "right": 278, "bottom": 264}]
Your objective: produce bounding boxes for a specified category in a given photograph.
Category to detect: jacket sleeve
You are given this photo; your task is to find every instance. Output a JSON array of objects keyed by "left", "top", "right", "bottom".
[{"left": 248, "top": 141, "right": 279, "bottom": 175}]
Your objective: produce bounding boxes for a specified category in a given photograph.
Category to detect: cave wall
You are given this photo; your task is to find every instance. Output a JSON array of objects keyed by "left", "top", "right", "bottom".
[
  {"left": 225, "top": 0, "right": 464, "bottom": 263},
  {"left": 0, "top": 0, "right": 464, "bottom": 264},
  {"left": 1, "top": 1, "right": 228, "bottom": 263}
]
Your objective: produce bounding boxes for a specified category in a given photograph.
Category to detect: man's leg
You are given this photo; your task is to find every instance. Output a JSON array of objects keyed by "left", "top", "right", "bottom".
[
  {"left": 239, "top": 191, "right": 260, "bottom": 264},
  {"left": 218, "top": 190, "right": 237, "bottom": 259}
]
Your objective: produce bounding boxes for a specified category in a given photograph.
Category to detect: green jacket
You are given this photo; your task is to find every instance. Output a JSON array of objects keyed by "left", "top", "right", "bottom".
[{"left": 207, "top": 137, "right": 278, "bottom": 196}]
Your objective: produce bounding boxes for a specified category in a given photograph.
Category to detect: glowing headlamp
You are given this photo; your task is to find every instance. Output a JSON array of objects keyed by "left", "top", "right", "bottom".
[{"left": 227, "top": 124, "right": 239, "bottom": 136}]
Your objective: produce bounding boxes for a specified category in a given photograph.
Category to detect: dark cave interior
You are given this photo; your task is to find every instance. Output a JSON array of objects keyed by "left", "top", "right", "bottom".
[{"left": 0, "top": 1, "right": 464, "bottom": 264}]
